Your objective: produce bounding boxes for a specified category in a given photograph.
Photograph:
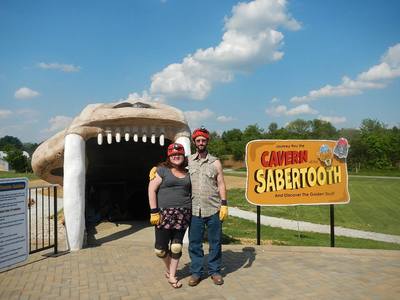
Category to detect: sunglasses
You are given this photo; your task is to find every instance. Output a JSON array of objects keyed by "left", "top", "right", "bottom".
[{"left": 174, "top": 143, "right": 183, "bottom": 149}]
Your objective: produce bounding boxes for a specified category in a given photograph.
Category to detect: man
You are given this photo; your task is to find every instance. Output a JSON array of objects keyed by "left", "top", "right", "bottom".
[{"left": 188, "top": 126, "right": 228, "bottom": 286}]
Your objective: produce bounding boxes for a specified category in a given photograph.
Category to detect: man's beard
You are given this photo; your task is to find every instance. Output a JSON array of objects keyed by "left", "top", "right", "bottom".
[{"left": 196, "top": 145, "right": 207, "bottom": 153}]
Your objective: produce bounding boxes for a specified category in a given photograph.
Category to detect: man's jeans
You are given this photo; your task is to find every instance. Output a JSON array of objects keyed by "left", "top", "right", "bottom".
[{"left": 189, "top": 212, "right": 222, "bottom": 277}]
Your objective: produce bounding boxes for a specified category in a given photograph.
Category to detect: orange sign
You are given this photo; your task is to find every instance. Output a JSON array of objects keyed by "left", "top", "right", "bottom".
[{"left": 245, "top": 140, "right": 350, "bottom": 206}]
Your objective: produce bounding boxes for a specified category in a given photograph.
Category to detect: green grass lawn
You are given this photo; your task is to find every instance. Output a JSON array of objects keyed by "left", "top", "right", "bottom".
[
  {"left": 228, "top": 176, "right": 400, "bottom": 235},
  {"left": 0, "top": 171, "right": 38, "bottom": 180},
  {"left": 222, "top": 216, "right": 400, "bottom": 250},
  {"left": 348, "top": 169, "right": 400, "bottom": 177}
]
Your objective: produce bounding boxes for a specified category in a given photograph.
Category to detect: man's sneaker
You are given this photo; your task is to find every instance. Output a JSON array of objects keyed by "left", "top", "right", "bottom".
[
  {"left": 210, "top": 274, "right": 224, "bottom": 285},
  {"left": 188, "top": 275, "right": 201, "bottom": 287}
]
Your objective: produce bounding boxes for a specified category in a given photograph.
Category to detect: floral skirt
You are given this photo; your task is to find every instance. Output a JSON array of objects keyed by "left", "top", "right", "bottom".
[{"left": 157, "top": 207, "right": 192, "bottom": 230}]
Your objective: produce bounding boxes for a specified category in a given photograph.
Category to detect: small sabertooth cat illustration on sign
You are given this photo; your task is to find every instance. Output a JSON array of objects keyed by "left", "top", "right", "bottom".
[{"left": 317, "top": 144, "right": 333, "bottom": 167}]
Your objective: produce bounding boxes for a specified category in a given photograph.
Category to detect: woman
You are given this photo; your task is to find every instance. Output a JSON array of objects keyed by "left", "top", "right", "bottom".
[{"left": 148, "top": 142, "right": 191, "bottom": 288}]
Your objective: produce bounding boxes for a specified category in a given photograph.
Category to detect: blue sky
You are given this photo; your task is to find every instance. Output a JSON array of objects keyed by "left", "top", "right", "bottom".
[{"left": 1, "top": 0, "right": 399, "bottom": 143}]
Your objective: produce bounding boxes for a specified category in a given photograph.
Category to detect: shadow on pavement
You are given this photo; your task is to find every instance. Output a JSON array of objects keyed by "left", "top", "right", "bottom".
[
  {"left": 177, "top": 246, "right": 256, "bottom": 279},
  {"left": 86, "top": 221, "right": 149, "bottom": 247}
]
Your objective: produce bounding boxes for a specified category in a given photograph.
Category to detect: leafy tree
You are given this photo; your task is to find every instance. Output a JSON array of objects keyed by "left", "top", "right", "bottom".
[
  {"left": 310, "top": 119, "right": 337, "bottom": 139},
  {"left": 359, "top": 119, "right": 391, "bottom": 168},
  {"left": 4, "top": 148, "right": 31, "bottom": 172},
  {"left": 388, "top": 127, "right": 400, "bottom": 167},
  {"left": 0, "top": 136, "right": 23, "bottom": 150},
  {"left": 360, "top": 118, "right": 386, "bottom": 133},
  {"left": 268, "top": 122, "right": 278, "bottom": 134},
  {"left": 285, "top": 119, "right": 312, "bottom": 138},
  {"left": 222, "top": 129, "right": 242, "bottom": 143},
  {"left": 242, "top": 124, "right": 264, "bottom": 142},
  {"left": 230, "top": 140, "right": 247, "bottom": 161},
  {"left": 207, "top": 132, "right": 226, "bottom": 159},
  {"left": 339, "top": 128, "right": 363, "bottom": 170},
  {"left": 22, "top": 142, "right": 39, "bottom": 156}
]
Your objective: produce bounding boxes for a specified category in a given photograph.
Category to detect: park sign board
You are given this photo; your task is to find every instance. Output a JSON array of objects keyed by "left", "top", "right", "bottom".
[
  {"left": 0, "top": 178, "right": 29, "bottom": 270},
  {"left": 245, "top": 139, "right": 350, "bottom": 206}
]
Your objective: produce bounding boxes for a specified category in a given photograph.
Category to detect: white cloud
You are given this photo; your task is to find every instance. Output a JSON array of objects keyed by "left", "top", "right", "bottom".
[
  {"left": 150, "top": 0, "right": 300, "bottom": 100},
  {"left": 125, "top": 90, "right": 165, "bottom": 103},
  {"left": 266, "top": 104, "right": 318, "bottom": 116},
  {"left": 0, "top": 109, "right": 12, "bottom": 118},
  {"left": 225, "top": 0, "right": 300, "bottom": 33},
  {"left": 286, "top": 104, "right": 318, "bottom": 115},
  {"left": 37, "top": 62, "right": 81, "bottom": 72},
  {"left": 270, "top": 97, "right": 279, "bottom": 103},
  {"left": 266, "top": 104, "right": 287, "bottom": 116},
  {"left": 217, "top": 115, "right": 235, "bottom": 122},
  {"left": 43, "top": 115, "right": 73, "bottom": 133},
  {"left": 184, "top": 109, "right": 215, "bottom": 129},
  {"left": 358, "top": 44, "right": 400, "bottom": 81},
  {"left": 291, "top": 43, "right": 400, "bottom": 103},
  {"left": 318, "top": 115, "right": 347, "bottom": 124},
  {"left": 14, "top": 87, "right": 40, "bottom": 99}
]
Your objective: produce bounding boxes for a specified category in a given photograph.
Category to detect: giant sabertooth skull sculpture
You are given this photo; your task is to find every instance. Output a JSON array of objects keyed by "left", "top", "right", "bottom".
[{"left": 32, "top": 100, "right": 191, "bottom": 250}]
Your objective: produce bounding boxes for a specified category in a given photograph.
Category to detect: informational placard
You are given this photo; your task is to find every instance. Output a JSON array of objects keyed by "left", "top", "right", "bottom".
[
  {"left": 0, "top": 178, "right": 29, "bottom": 270},
  {"left": 246, "top": 139, "right": 350, "bottom": 206}
]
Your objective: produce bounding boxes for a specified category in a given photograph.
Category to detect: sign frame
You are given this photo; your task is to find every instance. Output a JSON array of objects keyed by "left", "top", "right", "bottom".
[{"left": 245, "top": 139, "right": 350, "bottom": 207}]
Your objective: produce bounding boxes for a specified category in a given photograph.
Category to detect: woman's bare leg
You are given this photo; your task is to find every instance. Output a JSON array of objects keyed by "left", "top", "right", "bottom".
[
  {"left": 162, "top": 256, "right": 171, "bottom": 275},
  {"left": 169, "top": 257, "right": 180, "bottom": 280}
]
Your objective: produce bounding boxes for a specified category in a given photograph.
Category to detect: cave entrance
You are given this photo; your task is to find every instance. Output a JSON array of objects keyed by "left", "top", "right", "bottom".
[{"left": 85, "top": 137, "right": 169, "bottom": 227}]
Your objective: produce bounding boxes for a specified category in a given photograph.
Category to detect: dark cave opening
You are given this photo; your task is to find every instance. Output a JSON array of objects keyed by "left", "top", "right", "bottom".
[{"left": 85, "top": 137, "right": 170, "bottom": 226}]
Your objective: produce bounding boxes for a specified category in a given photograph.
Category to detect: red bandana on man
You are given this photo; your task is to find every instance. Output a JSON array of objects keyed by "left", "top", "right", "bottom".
[{"left": 191, "top": 127, "right": 210, "bottom": 141}]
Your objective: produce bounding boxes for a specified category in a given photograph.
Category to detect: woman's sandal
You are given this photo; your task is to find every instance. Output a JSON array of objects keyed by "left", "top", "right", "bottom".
[{"left": 168, "top": 278, "right": 182, "bottom": 289}]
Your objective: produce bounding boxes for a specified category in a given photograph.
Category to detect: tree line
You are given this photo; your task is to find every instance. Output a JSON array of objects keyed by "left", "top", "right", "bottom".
[
  {"left": 207, "top": 118, "right": 400, "bottom": 171},
  {"left": 1, "top": 118, "right": 399, "bottom": 172},
  {"left": 0, "top": 136, "right": 38, "bottom": 172}
]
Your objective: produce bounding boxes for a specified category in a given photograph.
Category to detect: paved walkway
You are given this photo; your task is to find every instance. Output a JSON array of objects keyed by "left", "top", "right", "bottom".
[
  {"left": 230, "top": 207, "right": 400, "bottom": 244},
  {"left": 1, "top": 222, "right": 400, "bottom": 299}
]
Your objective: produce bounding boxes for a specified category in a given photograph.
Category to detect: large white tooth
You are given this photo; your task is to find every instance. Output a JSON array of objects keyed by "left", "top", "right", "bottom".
[
  {"left": 159, "top": 134, "right": 165, "bottom": 146},
  {"left": 107, "top": 132, "right": 112, "bottom": 144},
  {"left": 64, "top": 134, "right": 86, "bottom": 250},
  {"left": 97, "top": 133, "right": 103, "bottom": 145},
  {"left": 132, "top": 126, "right": 138, "bottom": 142},
  {"left": 150, "top": 126, "right": 157, "bottom": 144},
  {"left": 141, "top": 126, "right": 148, "bottom": 143},
  {"left": 124, "top": 127, "right": 130, "bottom": 142},
  {"left": 116, "top": 131, "right": 121, "bottom": 143}
]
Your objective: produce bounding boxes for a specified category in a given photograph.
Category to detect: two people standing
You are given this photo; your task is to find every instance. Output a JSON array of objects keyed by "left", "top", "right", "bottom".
[{"left": 148, "top": 127, "right": 228, "bottom": 288}]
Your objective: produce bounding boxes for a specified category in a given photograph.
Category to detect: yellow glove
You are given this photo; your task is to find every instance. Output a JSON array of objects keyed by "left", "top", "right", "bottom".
[
  {"left": 219, "top": 205, "right": 228, "bottom": 222},
  {"left": 149, "top": 166, "right": 157, "bottom": 181},
  {"left": 150, "top": 212, "right": 161, "bottom": 225}
]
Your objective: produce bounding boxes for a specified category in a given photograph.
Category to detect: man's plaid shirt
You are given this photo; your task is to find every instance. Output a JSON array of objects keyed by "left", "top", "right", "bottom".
[{"left": 188, "top": 152, "right": 221, "bottom": 218}]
